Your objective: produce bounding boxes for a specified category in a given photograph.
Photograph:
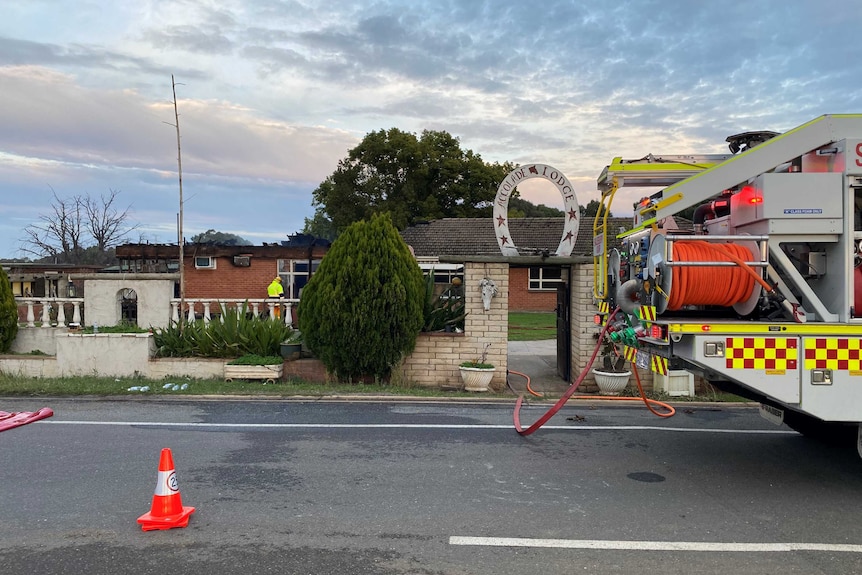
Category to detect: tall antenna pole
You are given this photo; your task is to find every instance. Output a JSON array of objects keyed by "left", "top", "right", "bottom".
[{"left": 171, "top": 74, "right": 185, "bottom": 330}]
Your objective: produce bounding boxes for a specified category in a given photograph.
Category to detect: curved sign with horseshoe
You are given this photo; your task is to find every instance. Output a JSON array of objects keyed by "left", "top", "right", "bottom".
[{"left": 492, "top": 164, "right": 580, "bottom": 256}]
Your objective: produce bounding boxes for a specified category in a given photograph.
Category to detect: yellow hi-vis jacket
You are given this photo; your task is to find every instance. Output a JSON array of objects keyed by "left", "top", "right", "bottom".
[{"left": 267, "top": 279, "right": 284, "bottom": 298}]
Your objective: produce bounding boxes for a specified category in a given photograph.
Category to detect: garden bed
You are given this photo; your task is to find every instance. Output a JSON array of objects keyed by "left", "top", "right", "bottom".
[{"left": 224, "top": 363, "right": 283, "bottom": 383}]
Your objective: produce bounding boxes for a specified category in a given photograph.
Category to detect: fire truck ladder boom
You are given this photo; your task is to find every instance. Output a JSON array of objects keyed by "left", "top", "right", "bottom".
[{"left": 647, "top": 114, "right": 862, "bottom": 223}]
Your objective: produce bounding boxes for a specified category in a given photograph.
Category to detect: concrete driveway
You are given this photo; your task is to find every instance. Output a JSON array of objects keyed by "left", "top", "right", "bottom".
[{"left": 507, "top": 339, "right": 569, "bottom": 395}]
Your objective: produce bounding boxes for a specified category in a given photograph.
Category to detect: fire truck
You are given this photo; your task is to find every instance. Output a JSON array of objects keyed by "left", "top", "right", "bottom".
[{"left": 592, "top": 114, "right": 862, "bottom": 457}]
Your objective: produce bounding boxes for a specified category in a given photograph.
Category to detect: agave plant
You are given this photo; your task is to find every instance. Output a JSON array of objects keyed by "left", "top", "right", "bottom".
[
  {"left": 153, "top": 301, "right": 295, "bottom": 358},
  {"left": 421, "top": 272, "right": 467, "bottom": 333}
]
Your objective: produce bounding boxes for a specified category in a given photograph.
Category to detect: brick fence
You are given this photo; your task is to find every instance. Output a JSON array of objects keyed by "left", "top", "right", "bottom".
[
  {"left": 398, "top": 258, "right": 664, "bottom": 393},
  {"left": 398, "top": 261, "right": 509, "bottom": 390}
]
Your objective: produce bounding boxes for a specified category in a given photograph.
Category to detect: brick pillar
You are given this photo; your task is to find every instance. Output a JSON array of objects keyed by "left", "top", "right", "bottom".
[
  {"left": 569, "top": 261, "right": 653, "bottom": 393},
  {"left": 461, "top": 261, "right": 508, "bottom": 390},
  {"left": 569, "top": 262, "right": 598, "bottom": 391}
]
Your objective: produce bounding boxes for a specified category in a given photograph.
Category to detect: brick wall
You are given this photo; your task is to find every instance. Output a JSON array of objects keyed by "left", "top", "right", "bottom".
[
  {"left": 399, "top": 260, "right": 658, "bottom": 394},
  {"left": 183, "top": 257, "right": 279, "bottom": 300},
  {"left": 181, "top": 255, "right": 309, "bottom": 325},
  {"left": 508, "top": 267, "right": 556, "bottom": 311},
  {"left": 398, "top": 261, "right": 508, "bottom": 390}
]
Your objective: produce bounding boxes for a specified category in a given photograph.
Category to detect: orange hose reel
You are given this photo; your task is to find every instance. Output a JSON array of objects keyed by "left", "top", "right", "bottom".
[{"left": 652, "top": 239, "right": 773, "bottom": 312}]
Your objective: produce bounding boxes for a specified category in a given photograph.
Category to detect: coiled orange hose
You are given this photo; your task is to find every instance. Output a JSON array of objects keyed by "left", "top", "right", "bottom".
[{"left": 668, "top": 241, "right": 772, "bottom": 310}]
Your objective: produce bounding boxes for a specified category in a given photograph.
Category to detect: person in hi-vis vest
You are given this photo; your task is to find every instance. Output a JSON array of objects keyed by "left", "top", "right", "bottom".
[{"left": 267, "top": 277, "right": 284, "bottom": 318}]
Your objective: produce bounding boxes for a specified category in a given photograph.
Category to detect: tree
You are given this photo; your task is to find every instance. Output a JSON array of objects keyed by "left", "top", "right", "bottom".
[
  {"left": 508, "top": 196, "right": 564, "bottom": 218},
  {"left": 301, "top": 211, "right": 338, "bottom": 242},
  {"left": 311, "top": 128, "right": 514, "bottom": 233},
  {"left": 0, "top": 265, "right": 17, "bottom": 352},
  {"left": 191, "top": 229, "right": 252, "bottom": 245},
  {"left": 581, "top": 199, "right": 606, "bottom": 217},
  {"left": 84, "top": 189, "right": 138, "bottom": 252},
  {"left": 21, "top": 188, "right": 138, "bottom": 264},
  {"left": 297, "top": 213, "right": 425, "bottom": 380}
]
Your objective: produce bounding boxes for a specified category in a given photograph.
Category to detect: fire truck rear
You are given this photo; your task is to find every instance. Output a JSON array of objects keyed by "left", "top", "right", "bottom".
[{"left": 592, "top": 114, "right": 862, "bottom": 457}]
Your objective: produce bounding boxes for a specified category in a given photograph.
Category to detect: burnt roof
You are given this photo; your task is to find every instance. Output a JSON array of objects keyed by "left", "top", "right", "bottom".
[{"left": 115, "top": 243, "right": 329, "bottom": 259}]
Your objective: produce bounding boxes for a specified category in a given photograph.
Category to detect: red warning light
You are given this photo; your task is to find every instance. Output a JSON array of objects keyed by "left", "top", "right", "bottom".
[
  {"left": 594, "top": 314, "right": 601, "bottom": 325},
  {"left": 739, "top": 185, "right": 762, "bottom": 204},
  {"left": 701, "top": 325, "right": 711, "bottom": 332},
  {"left": 650, "top": 324, "right": 663, "bottom": 339}
]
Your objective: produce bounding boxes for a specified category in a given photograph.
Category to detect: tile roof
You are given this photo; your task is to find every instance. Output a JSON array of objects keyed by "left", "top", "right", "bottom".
[{"left": 401, "top": 217, "right": 634, "bottom": 257}]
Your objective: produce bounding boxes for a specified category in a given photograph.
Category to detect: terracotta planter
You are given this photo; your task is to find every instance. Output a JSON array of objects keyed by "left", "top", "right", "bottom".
[
  {"left": 592, "top": 368, "right": 631, "bottom": 395},
  {"left": 459, "top": 366, "right": 495, "bottom": 392}
]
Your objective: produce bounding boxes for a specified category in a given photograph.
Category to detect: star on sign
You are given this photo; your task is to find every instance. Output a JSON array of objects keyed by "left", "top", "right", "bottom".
[
  {"left": 496, "top": 215, "right": 506, "bottom": 227},
  {"left": 563, "top": 231, "right": 574, "bottom": 243},
  {"left": 500, "top": 235, "right": 510, "bottom": 245},
  {"left": 568, "top": 208, "right": 578, "bottom": 221}
]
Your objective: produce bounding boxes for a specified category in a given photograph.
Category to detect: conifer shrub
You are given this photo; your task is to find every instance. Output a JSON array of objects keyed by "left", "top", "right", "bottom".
[
  {"left": 0, "top": 265, "right": 18, "bottom": 352},
  {"left": 298, "top": 213, "right": 425, "bottom": 380}
]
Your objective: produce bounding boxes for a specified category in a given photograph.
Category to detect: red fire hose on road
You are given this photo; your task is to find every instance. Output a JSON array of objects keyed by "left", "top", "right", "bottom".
[{"left": 513, "top": 307, "right": 674, "bottom": 436}]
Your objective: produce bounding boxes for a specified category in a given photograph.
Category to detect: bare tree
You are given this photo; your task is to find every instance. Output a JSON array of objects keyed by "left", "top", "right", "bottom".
[
  {"left": 21, "top": 188, "right": 138, "bottom": 264},
  {"left": 21, "top": 188, "right": 85, "bottom": 263},
  {"left": 84, "top": 188, "right": 139, "bottom": 252}
]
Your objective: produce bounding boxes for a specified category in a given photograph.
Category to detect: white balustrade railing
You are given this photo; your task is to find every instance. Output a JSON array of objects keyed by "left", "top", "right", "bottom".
[
  {"left": 15, "top": 297, "right": 298, "bottom": 329},
  {"left": 15, "top": 297, "right": 84, "bottom": 328},
  {"left": 170, "top": 298, "right": 299, "bottom": 326}
]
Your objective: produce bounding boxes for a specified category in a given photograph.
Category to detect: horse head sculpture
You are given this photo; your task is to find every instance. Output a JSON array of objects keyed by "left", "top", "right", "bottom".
[{"left": 479, "top": 278, "right": 498, "bottom": 311}]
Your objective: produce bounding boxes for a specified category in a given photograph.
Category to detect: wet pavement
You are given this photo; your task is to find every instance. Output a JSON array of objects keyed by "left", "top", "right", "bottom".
[{"left": 506, "top": 339, "right": 570, "bottom": 396}]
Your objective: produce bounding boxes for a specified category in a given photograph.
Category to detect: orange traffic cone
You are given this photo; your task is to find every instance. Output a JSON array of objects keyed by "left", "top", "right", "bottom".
[{"left": 137, "top": 448, "right": 195, "bottom": 531}]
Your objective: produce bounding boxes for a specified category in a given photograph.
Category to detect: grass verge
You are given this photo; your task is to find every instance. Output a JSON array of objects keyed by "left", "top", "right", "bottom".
[
  {"left": 508, "top": 311, "right": 556, "bottom": 341},
  {"left": 0, "top": 373, "right": 516, "bottom": 399},
  {"left": 0, "top": 373, "right": 750, "bottom": 403},
  {"left": 616, "top": 384, "right": 752, "bottom": 403}
]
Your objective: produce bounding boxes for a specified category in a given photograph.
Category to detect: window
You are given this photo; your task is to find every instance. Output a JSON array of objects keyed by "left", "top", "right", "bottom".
[
  {"left": 119, "top": 288, "right": 138, "bottom": 325},
  {"left": 529, "top": 266, "right": 564, "bottom": 291},
  {"left": 11, "top": 281, "right": 34, "bottom": 297},
  {"left": 417, "top": 261, "right": 464, "bottom": 299},
  {"left": 277, "top": 259, "right": 322, "bottom": 298},
  {"left": 194, "top": 256, "right": 216, "bottom": 269},
  {"left": 431, "top": 267, "right": 464, "bottom": 286},
  {"left": 416, "top": 260, "right": 463, "bottom": 286}
]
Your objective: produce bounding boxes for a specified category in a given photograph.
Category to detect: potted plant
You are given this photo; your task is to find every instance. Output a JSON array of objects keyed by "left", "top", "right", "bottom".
[
  {"left": 280, "top": 331, "right": 303, "bottom": 361},
  {"left": 225, "top": 354, "right": 284, "bottom": 384},
  {"left": 459, "top": 343, "right": 495, "bottom": 392},
  {"left": 592, "top": 337, "right": 631, "bottom": 395}
]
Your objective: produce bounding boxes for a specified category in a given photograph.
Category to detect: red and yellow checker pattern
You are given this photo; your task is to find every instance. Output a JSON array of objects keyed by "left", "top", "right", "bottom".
[
  {"left": 725, "top": 337, "right": 798, "bottom": 373},
  {"left": 803, "top": 338, "right": 862, "bottom": 374}
]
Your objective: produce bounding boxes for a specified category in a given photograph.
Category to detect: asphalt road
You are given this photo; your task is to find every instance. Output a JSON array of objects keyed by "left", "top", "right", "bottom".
[{"left": 1, "top": 397, "right": 861, "bottom": 575}]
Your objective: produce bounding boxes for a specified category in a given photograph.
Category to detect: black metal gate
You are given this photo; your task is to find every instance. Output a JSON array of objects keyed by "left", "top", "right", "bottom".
[
  {"left": 120, "top": 289, "right": 138, "bottom": 325},
  {"left": 556, "top": 282, "right": 570, "bottom": 380}
]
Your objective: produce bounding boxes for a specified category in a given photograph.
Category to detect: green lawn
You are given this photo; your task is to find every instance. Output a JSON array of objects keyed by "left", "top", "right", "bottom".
[{"left": 508, "top": 311, "right": 556, "bottom": 341}]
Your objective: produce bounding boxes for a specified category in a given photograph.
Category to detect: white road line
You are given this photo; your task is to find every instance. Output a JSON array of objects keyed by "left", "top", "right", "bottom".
[
  {"left": 43, "top": 421, "right": 796, "bottom": 434},
  {"left": 449, "top": 536, "right": 862, "bottom": 553}
]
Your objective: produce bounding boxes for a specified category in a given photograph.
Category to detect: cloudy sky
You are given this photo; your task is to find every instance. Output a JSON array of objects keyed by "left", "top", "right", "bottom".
[{"left": 1, "top": 0, "right": 860, "bottom": 259}]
